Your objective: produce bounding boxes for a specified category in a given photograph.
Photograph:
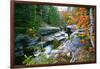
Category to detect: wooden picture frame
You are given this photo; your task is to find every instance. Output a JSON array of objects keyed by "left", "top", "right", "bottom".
[{"left": 10, "top": 0, "right": 96, "bottom": 68}]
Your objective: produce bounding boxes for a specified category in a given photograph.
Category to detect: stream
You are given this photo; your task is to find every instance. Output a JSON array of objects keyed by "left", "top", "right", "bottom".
[{"left": 15, "top": 28, "right": 86, "bottom": 63}]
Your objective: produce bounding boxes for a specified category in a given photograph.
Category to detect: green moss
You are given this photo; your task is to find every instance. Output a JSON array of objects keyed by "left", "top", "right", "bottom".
[{"left": 52, "top": 39, "right": 61, "bottom": 49}]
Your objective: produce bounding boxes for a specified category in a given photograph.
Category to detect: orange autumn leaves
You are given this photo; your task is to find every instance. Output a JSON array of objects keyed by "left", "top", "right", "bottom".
[
  {"left": 77, "top": 8, "right": 89, "bottom": 29},
  {"left": 62, "top": 7, "right": 90, "bottom": 30},
  {"left": 77, "top": 15, "right": 89, "bottom": 29}
]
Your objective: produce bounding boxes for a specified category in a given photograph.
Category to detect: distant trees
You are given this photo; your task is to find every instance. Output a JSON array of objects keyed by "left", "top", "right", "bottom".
[
  {"left": 15, "top": 4, "right": 31, "bottom": 35},
  {"left": 15, "top": 4, "right": 63, "bottom": 38},
  {"left": 61, "top": 7, "right": 90, "bottom": 29},
  {"left": 76, "top": 8, "right": 90, "bottom": 29},
  {"left": 48, "top": 6, "right": 61, "bottom": 26}
]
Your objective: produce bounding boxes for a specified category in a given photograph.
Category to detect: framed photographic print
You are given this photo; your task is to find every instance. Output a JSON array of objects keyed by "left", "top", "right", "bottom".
[{"left": 10, "top": 0, "right": 96, "bottom": 68}]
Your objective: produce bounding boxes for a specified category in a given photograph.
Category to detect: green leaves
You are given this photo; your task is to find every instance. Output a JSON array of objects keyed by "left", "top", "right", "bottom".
[
  {"left": 48, "top": 6, "right": 60, "bottom": 27},
  {"left": 23, "top": 54, "right": 55, "bottom": 65},
  {"left": 23, "top": 55, "right": 34, "bottom": 66},
  {"left": 52, "top": 39, "right": 61, "bottom": 49}
]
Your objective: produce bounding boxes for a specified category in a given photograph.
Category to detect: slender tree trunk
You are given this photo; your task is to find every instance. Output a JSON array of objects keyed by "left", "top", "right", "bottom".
[{"left": 89, "top": 8, "right": 95, "bottom": 48}]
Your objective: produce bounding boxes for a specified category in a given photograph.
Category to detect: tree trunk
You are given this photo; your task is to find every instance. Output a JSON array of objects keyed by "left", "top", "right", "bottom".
[{"left": 89, "top": 8, "right": 95, "bottom": 48}]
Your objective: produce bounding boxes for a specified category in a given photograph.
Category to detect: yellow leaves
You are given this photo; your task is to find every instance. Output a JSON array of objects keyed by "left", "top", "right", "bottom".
[
  {"left": 72, "top": 16, "right": 78, "bottom": 23},
  {"left": 80, "top": 32, "right": 86, "bottom": 37},
  {"left": 75, "top": 25, "right": 79, "bottom": 29},
  {"left": 79, "top": 7, "right": 88, "bottom": 15},
  {"left": 27, "top": 28, "right": 37, "bottom": 37},
  {"left": 28, "top": 28, "right": 33, "bottom": 32}
]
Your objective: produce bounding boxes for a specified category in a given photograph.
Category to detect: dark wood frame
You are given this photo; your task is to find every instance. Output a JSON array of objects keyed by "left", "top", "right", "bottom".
[{"left": 10, "top": 0, "right": 96, "bottom": 68}]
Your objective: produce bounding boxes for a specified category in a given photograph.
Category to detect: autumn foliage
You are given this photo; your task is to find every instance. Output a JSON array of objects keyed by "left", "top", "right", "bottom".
[{"left": 61, "top": 7, "right": 90, "bottom": 30}]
